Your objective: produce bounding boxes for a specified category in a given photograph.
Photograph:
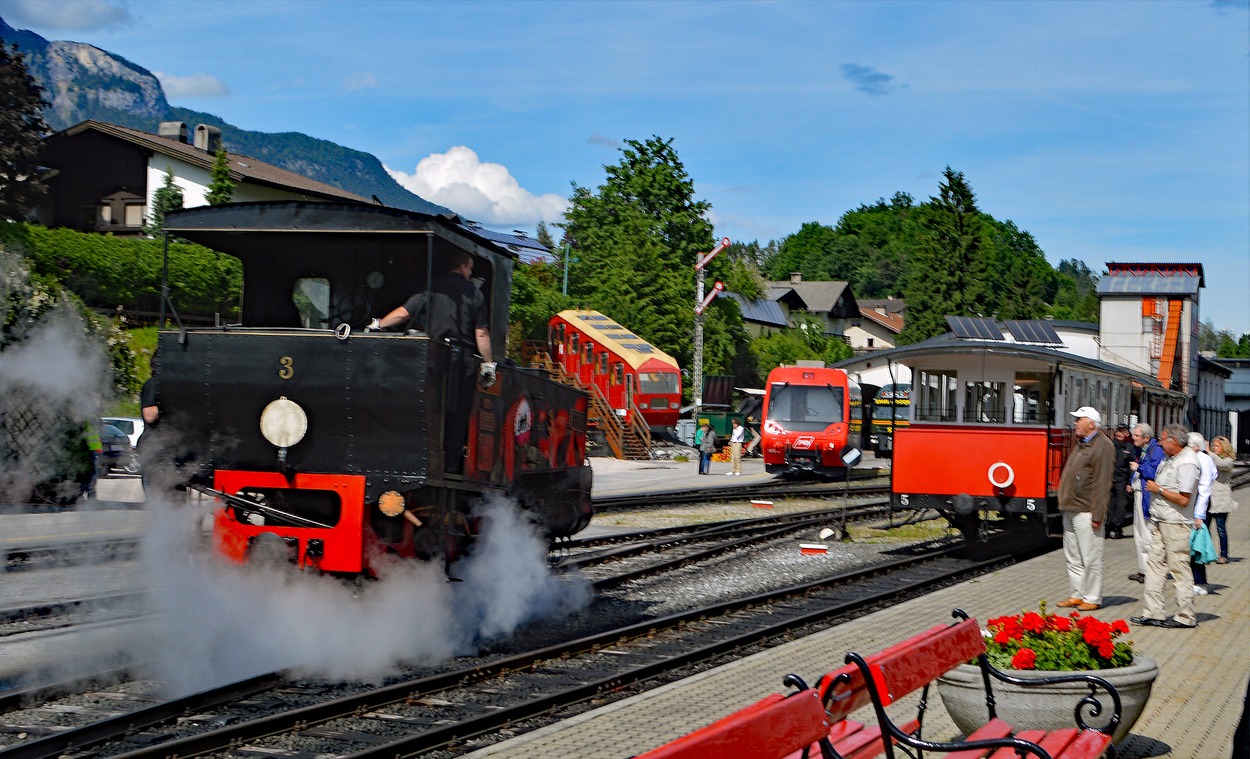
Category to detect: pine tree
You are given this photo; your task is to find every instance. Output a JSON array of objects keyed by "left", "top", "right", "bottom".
[
  {"left": 0, "top": 42, "right": 50, "bottom": 221},
  {"left": 145, "top": 167, "right": 184, "bottom": 234},
  {"left": 900, "top": 167, "right": 991, "bottom": 344},
  {"left": 535, "top": 221, "right": 554, "bottom": 248},
  {"left": 205, "top": 149, "right": 235, "bottom": 205}
]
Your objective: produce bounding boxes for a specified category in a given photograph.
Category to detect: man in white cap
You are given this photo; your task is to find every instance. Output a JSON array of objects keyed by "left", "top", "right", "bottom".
[{"left": 1056, "top": 406, "right": 1114, "bottom": 611}]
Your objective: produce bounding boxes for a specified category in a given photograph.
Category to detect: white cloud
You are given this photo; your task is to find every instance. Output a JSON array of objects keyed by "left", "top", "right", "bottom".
[
  {"left": 386, "top": 146, "right": 567, "bottom": 227},
  {"left": 0, "top": 0, "right": 131, "bottom": 31},
  {"left": 155, "top": 72, "right": 230, "bottom": 99},
  {"left": 343, "top": 71, "right": 379, "bottom": 91}
]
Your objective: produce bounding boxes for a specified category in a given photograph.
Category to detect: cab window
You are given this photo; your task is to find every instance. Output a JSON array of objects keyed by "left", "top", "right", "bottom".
[{"left": 292, "top": 278, "right": 330, "bottom": 328}]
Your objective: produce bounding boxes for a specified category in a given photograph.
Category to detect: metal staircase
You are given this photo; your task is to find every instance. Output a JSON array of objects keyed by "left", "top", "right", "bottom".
[{"left": 525, "top": 344, "right": 651, "bottom": 460}]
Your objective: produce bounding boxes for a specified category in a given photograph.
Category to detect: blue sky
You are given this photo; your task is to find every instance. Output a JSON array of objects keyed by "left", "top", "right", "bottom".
[{"left": 3, "top": 0, "right": 1248, "bottom": 334}]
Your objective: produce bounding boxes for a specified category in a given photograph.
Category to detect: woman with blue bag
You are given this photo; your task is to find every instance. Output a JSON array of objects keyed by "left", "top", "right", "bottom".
[{"left": 1208, "top": 436, "right": 1237, "bottom": 564}]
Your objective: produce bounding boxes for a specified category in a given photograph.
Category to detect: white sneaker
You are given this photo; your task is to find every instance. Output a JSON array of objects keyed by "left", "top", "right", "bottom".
[
  {"left": 726, "top": 472, "right": 735, "bottom": 476},
  {"left": 1193, "top": 584, "right": 1209, "bottom": 595},
  {"left": 734, "top": 472, "right": 741, "bottom": 476}
]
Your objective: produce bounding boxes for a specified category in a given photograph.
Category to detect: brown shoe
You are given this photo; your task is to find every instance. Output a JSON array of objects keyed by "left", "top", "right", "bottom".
[
  {"left": 1076, "top": 602, "right": 1101, "bottom": 611},
  {"left": 1056, "top": 598, "right": 1083, "bottom": 608}
]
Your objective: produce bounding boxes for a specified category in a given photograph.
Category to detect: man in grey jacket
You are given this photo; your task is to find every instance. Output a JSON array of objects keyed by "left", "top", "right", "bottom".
[{"left": 1056, "top": 406, "right": 1115, "bottom": 611}]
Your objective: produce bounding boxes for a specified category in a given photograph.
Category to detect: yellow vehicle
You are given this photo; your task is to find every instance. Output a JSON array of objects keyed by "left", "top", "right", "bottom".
[{"left": 870, "top": 383, "right": 910, "bottom": 458}]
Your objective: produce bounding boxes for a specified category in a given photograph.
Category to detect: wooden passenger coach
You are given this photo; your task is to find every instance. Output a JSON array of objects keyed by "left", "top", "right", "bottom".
[{"left": 548, "top": 310, "right": 682, "bottom": 429}]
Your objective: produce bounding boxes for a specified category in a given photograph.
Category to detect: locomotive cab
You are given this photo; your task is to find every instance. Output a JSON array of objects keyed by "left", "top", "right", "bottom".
[
  {"left": 760, "top": 365, "right": 857, "bottom": 478},
  {"left": 151, "top": 202, "right": 593, "bottom": 576}
]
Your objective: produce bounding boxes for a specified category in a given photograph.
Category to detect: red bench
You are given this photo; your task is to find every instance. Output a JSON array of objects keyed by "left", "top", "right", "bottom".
[{"left": 635, "top": 609, "right": 1121, "bottom": 759}]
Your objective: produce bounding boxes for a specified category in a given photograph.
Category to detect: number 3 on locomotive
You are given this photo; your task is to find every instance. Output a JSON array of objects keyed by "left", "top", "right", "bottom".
[{"left": 278, "top": 356, "right": 294, "bottom": 380}]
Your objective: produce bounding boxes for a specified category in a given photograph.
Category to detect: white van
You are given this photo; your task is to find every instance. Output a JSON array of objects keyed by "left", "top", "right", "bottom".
[{"left": 102, "top": 417, "right": 145, "bottom": 448}]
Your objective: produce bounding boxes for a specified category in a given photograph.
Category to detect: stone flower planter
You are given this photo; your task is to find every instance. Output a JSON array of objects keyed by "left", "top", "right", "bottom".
[{"left": 936, "top": 654, "right": 1159, "bottom": 745}]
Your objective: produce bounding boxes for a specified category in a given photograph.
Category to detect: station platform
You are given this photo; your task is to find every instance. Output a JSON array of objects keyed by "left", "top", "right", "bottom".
[{"left": 467, "top": 491, "right": 1250, "bottom": 758}]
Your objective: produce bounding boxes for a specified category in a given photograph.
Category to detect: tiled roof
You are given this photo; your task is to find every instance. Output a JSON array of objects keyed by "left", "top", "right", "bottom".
[
  {"left": 858, "top": 306, "right": 904, "bottom": 333},
  {"left": 764, "top": 280, "right": 852, "bottom": 311},
  {"left": 55, "top": 120, "right": 369, "bottom": 203}
]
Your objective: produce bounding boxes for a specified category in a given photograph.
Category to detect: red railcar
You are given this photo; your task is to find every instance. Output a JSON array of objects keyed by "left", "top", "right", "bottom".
[
  {"left": 760, "top": 365, "right": 861, "bottom": 476},
  {"left": 548, "top": 310, "right": 682, "bottom": 428}
]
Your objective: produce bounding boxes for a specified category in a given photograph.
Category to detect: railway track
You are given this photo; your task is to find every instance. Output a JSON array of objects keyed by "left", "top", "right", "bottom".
[{"left": 0, "top": 533, "right": 1044, "bottom": 759}]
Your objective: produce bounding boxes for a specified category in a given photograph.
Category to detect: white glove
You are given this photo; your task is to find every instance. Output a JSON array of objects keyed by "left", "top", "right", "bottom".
[
  {"left": 478, "top": 361, "right": 497, "bottom": 388},
  {"left": 365, "top": 318, "right": 381, "bottom": 332}
]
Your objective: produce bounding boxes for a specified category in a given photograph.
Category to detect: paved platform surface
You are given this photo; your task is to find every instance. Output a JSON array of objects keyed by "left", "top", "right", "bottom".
[{"left": 468, "top": 489, "right": 1250, "bottom": 758}]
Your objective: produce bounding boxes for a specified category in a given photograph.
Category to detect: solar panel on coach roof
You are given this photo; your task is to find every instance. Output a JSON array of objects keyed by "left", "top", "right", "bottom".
[
  {"left": 1005, "top": 319, "right": 1063, "bottom": 345},
  {"left": 946, "top": 315, "right": 1004, "bottom": 340}
]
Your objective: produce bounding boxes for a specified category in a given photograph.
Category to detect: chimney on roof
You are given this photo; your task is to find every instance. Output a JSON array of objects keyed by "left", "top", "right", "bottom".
[
  {"left": 158, "top": 121, "right": 188, "bottom": 143},
  {"left": 193, "top": 124, "right": 223, "bottom": 153},
  {"left": 790, "top": 272, "right": 802, "bottom": 284}
]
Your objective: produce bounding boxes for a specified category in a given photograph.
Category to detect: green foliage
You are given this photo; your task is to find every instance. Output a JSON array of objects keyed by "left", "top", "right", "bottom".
[
  {"left": 0, "top": 221, "right": 242, "bottom": 320},
  {"left": 1050, "top": 259, "right": 1100, "bottom": 322},
  {"left": 749, "top": 311, "right": 853, "bottom": 375},
  {"left": 146, "top": 167, "right": 184, "bottom": 234},
  {"left": 507, "top": 261, "right": 571, "bottom": 359},
  {"left": 205, "top": 149, "right": 235, "bottom": 205},
  {"left": 0, "top": 41, "right": 49, "bottom": 220},
  {"left": 900, "top": 167, "right": 992, "bottom": 344},
  {"left": 535, "top": 221, "right": 554, "bottom": 249}
]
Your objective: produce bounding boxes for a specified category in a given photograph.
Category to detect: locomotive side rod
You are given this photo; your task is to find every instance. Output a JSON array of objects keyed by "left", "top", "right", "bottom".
[{"left": 189, "top": 484, "right": 333, "bottom": 530}]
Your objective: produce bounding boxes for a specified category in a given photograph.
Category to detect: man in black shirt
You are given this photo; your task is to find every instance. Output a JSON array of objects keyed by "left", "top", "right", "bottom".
[
  {"left": 373, "top": 251, "right": 493, "bottom": 380},
  {"left": 373, "top": 252, "right": 495, "bottom": 472}
]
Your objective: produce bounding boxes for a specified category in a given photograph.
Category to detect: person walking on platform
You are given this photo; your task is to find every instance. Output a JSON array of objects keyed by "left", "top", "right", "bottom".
[
  {"left": 1107, "top": 425, "right": 1134, "bottom": 539},
  {"left": 727, "top": 418, "right": 745, "bottom": 476},
  {"left": 698, "top": 424, "right": 717, "bottom": 475},
  {"left": 1056, "top": 407, "right": 1114, "bottom": 612},
  {"left": 1129, "top": 423, "right": 1164, "bottom": 583},
  {"left": 1134, "top": 423, "right": 1201, "bottom": 629},
  {"left": 1187, "top": 432, "right": 1218, "bottom": 595},
  {"left": 1208, "top": 436, "right": 1237, "bottom": 564}
]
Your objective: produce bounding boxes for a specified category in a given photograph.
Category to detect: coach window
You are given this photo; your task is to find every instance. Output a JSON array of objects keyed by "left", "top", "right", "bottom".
[
  {"left": 292, "top": 277, "right": 330, "bottom": 328},
  {"left": 915, "top": 370, "right": 958, "bottom": 422},
  {"left": 964, "top": 380, "right": 1006, "bottom": 423},
  {"left": 1013, "top": 372, "right": 1050, "bottom": 424},
  {"left": 598, "top": 352, "right": 608, "bottom": 375},
  {"left": 583, "top": 342, "right": 594, "bottom": 364},
  {"left": 570, "top": 332, "right": 579, "bottom": 359},
  {"left": 612, "top": 363, "right": 624, "bottom": 386}
]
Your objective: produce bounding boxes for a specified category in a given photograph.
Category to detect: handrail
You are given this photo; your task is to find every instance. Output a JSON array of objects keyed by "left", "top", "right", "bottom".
[{"left": 527, "top": 348, "right": 648, "bottom": 460}]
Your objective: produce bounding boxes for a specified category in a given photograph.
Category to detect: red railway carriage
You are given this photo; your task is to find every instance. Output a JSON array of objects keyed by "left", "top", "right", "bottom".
[
  {"left": 548, "top": 310, "right": 682, "bottom": 428},
  {"left": 760, "top": 365, "right": 861, "bottom": 476},
  {"left": 836, "top": 320, "right": 1189, "bottom": 533}
]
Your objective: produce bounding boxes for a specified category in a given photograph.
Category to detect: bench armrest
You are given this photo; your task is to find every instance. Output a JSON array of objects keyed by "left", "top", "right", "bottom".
[{"left": 981, "top": 661, "right": 1123, "bottom": 736}]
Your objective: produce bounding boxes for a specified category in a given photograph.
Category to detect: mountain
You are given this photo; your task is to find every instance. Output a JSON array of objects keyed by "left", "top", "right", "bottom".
[{"left": 0, "top": 17, "right": 450, "bottom": 215}]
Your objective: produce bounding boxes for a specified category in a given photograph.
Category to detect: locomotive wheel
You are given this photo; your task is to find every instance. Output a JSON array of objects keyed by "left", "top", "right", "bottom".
[{"left": 248, "top": 532, "right": 294, "bottom": 568}]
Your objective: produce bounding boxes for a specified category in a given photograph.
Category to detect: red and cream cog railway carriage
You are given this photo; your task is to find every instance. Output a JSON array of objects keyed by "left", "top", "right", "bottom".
[{"left": 838, "top": 317, "right": 1189, "bottom": 535}]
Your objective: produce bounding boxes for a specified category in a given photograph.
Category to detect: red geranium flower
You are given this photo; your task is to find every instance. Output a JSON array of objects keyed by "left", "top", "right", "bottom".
[{"left": 1011, "top": 648, "right": 1038, "bottom": 669}]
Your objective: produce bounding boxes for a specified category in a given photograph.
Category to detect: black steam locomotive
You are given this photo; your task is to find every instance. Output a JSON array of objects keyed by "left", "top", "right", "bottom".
[{"left": 151, "top": 202, "right": 592, "bottom": 575}]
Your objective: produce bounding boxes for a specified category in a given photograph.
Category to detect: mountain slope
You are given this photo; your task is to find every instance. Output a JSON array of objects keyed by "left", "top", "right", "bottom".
[{"left": 0, "top": 17, "right": 449, "bottom": 214}]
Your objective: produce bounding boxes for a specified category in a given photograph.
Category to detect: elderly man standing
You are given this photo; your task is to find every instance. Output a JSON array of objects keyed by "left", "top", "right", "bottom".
[
  {"left": 1128, "top": 423, "right": 1164, "bottom": 582},
  {"left": 1133, "top": 423, "right": 1202, "bottom": 629},
  {"left": 1057, "top": 406, "right": 1115, "bottom": 611}
]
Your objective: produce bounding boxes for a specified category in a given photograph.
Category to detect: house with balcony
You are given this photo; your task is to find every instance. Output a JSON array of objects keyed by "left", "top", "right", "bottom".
[{"left": 37, "top": 120, "right": 368, "bottom": 235}]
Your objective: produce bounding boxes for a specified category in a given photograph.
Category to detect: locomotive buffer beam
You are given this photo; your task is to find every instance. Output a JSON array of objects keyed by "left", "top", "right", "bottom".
[{"left": 190, "top": 484, "right": 333, "bottom": 530}]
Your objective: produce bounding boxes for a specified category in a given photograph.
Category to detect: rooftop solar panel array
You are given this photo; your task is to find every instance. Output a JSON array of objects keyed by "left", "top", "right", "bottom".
[
  {"left": 1005, "top": 319, "right": 1063, "bottom": 345},
  {"left": 946, "top": 315, "right": 1004, "bottom": 340},
  {"left": 1095, "top": 274, "right": 1201, "bottom": 296}
]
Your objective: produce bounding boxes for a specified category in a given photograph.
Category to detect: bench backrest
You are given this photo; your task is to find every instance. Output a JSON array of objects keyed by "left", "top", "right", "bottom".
[
  {"left": 856, "top": 618, "right": 986, "bottom": 706},
  {"left": 635, "top": 689, "right": 831, "bottom": 759}
]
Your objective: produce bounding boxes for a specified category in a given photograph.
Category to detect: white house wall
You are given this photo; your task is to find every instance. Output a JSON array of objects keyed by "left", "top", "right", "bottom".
[
  {"left": 1098, "top": 298, "right": 1153, "bottom": 374},
  {"left": 145, "top": 155, "right": 327, "bottom": 222}
]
